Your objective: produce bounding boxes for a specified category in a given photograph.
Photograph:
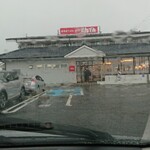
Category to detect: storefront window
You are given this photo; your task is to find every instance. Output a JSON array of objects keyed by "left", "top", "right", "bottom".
[
  {"left": 103, "top": 57, "right": 150, "bottom": 75},
  {"left": 36, "top": 64, "right": 43, "bottom": 68},
  {"left": 47, "top": 64, "right": 53, "bottom": 68},
  {"left": 120, "top": 58, "right": 133, "bottom": 74},
  {"left": 135, "top": 57, "right": 149, "bottom": 74},
  {"left": 76, "top": 60, "right": 102, "bottom": 82},
  {"left": 53, "top": 64, "right": 59, "bottom": 69},
  {"left": 47, "top": 64, "right": 59, "bottom": 69},
  {"left": 105, "top": 57, "right": 135, "bottom": 75},
  {"left": 105, "top": 58, "right": 120, "bottom": 75}
]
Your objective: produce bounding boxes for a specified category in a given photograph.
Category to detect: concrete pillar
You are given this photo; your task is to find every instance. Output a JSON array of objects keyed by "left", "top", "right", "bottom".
[
  {"left": 147, "top": 74, "right": 150, "bottom": 84},
  {"left": 133, "top": 57, "right": 136, "bottom": 74}
]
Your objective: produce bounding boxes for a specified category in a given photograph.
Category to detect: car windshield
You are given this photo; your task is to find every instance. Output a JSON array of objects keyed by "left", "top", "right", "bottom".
[{"left": 1, "top": 0, "right": 150, "bottom": 147}]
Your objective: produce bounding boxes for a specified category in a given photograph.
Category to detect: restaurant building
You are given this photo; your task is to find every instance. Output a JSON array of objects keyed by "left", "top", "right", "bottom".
[{"left": 1, "top": 27, "right": 150, "bottom": 84}]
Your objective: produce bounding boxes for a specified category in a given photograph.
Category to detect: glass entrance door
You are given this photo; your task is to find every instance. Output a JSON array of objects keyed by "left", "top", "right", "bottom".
[{"left": 76, "top": 60, "right": 102, "bottom": 83}]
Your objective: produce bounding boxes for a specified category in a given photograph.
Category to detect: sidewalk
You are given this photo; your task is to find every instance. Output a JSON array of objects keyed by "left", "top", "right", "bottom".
[
  {"left": 46, "top": 82, "right": 98, "bottom": 89},
  {"left": 97, "top": 74, "right": 148, "bottom": 85}
]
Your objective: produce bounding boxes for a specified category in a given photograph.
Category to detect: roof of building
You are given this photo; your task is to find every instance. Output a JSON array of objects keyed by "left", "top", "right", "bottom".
[
  {"left": 92, "top": 43, "right": 150, "bottom": 56},
  {"left": 1, "top": 43, "right": 150, "bottom": 60},
  {"left": 6, "top": 31, "right": 150, "bottom": 50},
  {"left": 0, "top": 46, "right": 78, "bottom": 59},
  {"left": 6, "top": 31, "right": 150, "bottom": 41}
]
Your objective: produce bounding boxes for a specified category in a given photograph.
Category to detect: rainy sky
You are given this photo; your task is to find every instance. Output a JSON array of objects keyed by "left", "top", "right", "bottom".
[{"left": 0, "top": 0, "right": 150, "bottom": 53}]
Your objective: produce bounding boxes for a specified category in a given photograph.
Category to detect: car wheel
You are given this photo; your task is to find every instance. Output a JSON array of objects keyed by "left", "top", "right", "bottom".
[
  {"left": 19, "top": 87, "right": 26, "bottom": 101},
  {"left": 0, "top": 92, "right": 7, "bottom": 109},
  {"left": 31, "top": 91, "right": 36, "bottom": 96}
]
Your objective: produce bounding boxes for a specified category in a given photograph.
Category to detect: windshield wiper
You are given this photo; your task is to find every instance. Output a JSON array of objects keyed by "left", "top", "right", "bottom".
[
  {"left": 0, "top": 121, "right": 145, "bottom": 146},
  {"left": 0, "top": 117, "right": 145, "bottom": 146},
  {"left": 0, "top": 122, "right": 112, "bottom": 140}
]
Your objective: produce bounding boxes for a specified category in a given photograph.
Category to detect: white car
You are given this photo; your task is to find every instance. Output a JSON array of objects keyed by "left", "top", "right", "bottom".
[
  {"left": 24, "top": 75, "right": 46, "bottom": 95},
  {"left": 0, "top": 71, "right": 26, "bottom": 109}
]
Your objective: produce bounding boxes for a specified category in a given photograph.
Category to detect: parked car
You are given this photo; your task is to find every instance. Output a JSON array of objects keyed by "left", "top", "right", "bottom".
[
  {"left": 0, "top": 71, "right": 26, "bottom": 109},
  {"left": 24, "top": 75, "right": 46, "bottom": 95}
]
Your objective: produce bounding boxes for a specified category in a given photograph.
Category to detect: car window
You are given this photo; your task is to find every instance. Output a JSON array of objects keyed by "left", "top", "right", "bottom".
[
  {"left": 35, "top": 75, "right": 40, "bottom": 81},
  {"left": 35, "top": 75, "right": 43, "bottom": 81},
  {"left": 0, "top": 72, "right": 6, "bottom": 82},
  {"left": 11, "top": 72, "right": 19, "bottom": 80},
  {"left": 39, "top": 76, "right": 44, "bottom": 81},
  {"left": 5, "top": 72, "right": 14, "bottom": 81}
]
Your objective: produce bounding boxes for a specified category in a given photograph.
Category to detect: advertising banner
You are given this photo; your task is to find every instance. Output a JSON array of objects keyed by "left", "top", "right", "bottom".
[{"left": 60, "top": 26, "right": 99, "bottom": 35}]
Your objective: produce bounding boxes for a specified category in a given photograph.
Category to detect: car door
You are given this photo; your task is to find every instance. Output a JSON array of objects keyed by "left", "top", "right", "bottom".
[
  {"left": 3, "top": 72, "right": 16, "bottom": 99},
  {"left": 7, "top": 72, "right": 21, "bottom": 99},
  {"left": 12, "top": 72, "right": 22, "bottom": 94},
  {"left": 39, "top": 76, "right": 45, "bottom": 89}
]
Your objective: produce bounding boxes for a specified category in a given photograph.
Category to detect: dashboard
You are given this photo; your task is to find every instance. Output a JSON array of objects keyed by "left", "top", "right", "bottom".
[{"left": 1, "top": 146, "right": 150, "bottom": 150}]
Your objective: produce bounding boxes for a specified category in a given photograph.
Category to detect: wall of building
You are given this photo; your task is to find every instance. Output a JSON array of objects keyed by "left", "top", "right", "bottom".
[
  {"left": 97, "top": 74, "right": 148, "bottom": 85},
  {"left": 5, "top": 58, "right": 77, "bottom": 84}
]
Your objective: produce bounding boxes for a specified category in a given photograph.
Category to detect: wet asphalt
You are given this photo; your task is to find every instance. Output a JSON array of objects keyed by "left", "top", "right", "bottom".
[{"left": 1, "top": 83, "right": 150, "bottom": 138}]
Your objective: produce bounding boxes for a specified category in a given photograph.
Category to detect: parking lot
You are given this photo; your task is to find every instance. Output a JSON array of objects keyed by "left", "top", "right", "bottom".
[{"left": 1, "top": 83, "right": 150, "bottom": 138}]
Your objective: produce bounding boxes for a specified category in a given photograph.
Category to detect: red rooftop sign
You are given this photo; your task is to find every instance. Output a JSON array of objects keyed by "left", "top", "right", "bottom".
[{"left": 59, "top": 26, "right": 99, "bottom": 35}]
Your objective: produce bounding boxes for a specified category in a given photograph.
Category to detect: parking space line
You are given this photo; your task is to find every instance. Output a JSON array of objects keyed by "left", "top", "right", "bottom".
[
  {"left": 80, "top": 89, "right": 84, "bottom": 95},
  {"left": 4, "top": 97, "right": 39, "bottom": 114},
  {"left": 2, "top": 92, "right": 45, "bottom": 114},
  {"left": 38, "top": 104, "right": 51, "bottom": 108},
  {"left": 66, "top": 94, "right": 73, "bottom": 106},
  {"left": 142, "top": 114, "right": 150, "bottom": 140}
]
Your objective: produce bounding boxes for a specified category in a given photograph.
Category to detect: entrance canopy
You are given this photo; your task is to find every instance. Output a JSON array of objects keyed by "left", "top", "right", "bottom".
[{"left": 64, "top": 45, "right": 106, "bottom": 58}]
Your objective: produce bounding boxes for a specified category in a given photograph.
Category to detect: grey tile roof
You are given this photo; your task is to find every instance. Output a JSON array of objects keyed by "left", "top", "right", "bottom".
[
  {"left": 0, "top": 46, "right": 78, "bottom": 59},
  {"left": 1, "top": 43, "right": 150, "bottom": 59},
  {"left": 92, "top": 43, "right": 150, "bottom": 55}
]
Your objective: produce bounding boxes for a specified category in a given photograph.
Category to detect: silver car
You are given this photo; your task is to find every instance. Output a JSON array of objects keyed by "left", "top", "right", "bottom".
[
  {"left": 0, "top": 71, "right": 26, "bottom": 109},
  {"left": 24, "top": 75, "right": 46, "bottom": 95}
]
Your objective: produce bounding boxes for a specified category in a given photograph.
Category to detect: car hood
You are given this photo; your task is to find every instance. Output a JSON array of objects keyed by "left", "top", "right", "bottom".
[{"left": 0, "top": 116, "right": 148, "bottom": 147}]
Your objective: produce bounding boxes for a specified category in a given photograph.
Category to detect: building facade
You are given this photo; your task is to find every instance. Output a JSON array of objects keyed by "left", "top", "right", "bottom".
[
  {"left": 1, "top": 45, "right": 105, "bottom": 84},
  {"left": 2, "top": 31, "right": 150, "bottom": 84}
]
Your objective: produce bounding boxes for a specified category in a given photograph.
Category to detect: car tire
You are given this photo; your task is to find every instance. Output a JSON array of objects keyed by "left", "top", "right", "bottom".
[
  {"left": 0, "top": 91, "right": 7, "bottom": 109},
  {"left": 19, "top": 87, "right": 26, "bottom": 101},
  {"left": 31, "top": 91, "right": 36, "bottom": 96}
]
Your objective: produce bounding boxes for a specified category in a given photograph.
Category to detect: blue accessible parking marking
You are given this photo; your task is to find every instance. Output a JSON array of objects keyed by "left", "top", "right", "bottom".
[{"left": 46, "top": 87, "right": 84, "bottom": 97}]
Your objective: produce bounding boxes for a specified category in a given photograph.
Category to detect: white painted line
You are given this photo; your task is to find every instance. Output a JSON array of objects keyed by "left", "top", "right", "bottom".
[
  {"left": 142, "top": 114, "right": 150, "bottom": 140},
  {"left": 80, "top": 89, "right": 84, "bottom": 95},
  {"left": 3, "top": 93, "right": 43, "bottom": 112},
  {"left": 66, "top": 94, "right": 73, "bottom": 106},
  {"left": 38, "top": 104, "right": 51, "bottom": 108},
  {"left": 2, "top": 97, "right": 39, "bottom": 114},
  {"left": 6, "top": 103, "right": 28, "bottom": 113},
  {"left": 2, "top": 92, "right": 45, "bottom": 114},
  {"left": 6, "top": 97, "right": 39, "bottom": 113}
]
